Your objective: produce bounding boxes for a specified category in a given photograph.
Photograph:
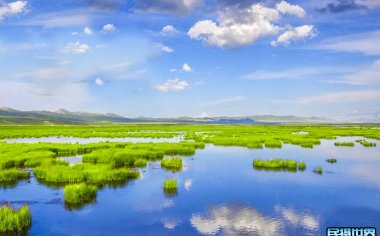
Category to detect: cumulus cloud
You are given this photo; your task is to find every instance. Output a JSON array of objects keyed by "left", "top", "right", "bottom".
[
  {"left": 155, "top": 79, "right": 190, "bottom": 92},
  {"left": 159, "top": 44, "right": 174, "bottom": 53},
  {"left": 63, "top": 42, "right": 90, "bottom": 54},
  {"left": 101, "top": 23, "right": 116, "bottom": 34},
  {"left": 318, "top": 0, "right": 367, "bottom": 13},
  {"left": 95, "top": 77, "right": 104, "bottom": 86},
  {"left": 160, "top": 25, "right": 179, "bottom": 35},
  {"left": 182, "top": 63, "right": 192, "bottom": 72},
  {"left": 318, "top": 0, "right": 380, "bottom": 13},
  {"left": 135, "top": 0, "right": 204, "bottom": 14},
  {"left": 188, "top": 2, "right": 310, "bottom": 48},
  {"left": 0, "top": 0, "right": 28, "bottom": 22},
  {"left": 84, "top": 26, "right": 93, "bottom": 35},
  {"left": 87, "top": 0, "right": 120, "bottom": 10},
  {"left": 276, "top": 1, "right": 306, "bottom": 17},
  {"left": 271, "top": 25, "right": 316, "bottom": 46}
]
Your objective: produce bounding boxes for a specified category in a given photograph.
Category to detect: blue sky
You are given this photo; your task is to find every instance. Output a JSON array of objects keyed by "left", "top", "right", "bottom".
[{"left": 0, "top": 0, "right": 379, "bottom": 119}]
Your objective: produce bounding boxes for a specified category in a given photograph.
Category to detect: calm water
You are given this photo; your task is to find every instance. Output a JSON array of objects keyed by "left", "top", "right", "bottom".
[{"left": 1, "top": 137, "right": 380, "bottom": 235}]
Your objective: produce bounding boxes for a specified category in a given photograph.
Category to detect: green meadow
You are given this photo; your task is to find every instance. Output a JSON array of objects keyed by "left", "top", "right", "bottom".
[{"left": 0, "top": 124, "right": 380, "bottom": 232}]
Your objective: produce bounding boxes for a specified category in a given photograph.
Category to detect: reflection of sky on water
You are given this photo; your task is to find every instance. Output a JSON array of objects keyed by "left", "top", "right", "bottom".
[
  {"left": 190, "top": 205, "right": 320, "bottom": 236},
  {"left": 190, "top": 205, "right": 282, "bottom": 236},
  {"left": 1, "top": 136, "right": 380, "bottom": 235}
]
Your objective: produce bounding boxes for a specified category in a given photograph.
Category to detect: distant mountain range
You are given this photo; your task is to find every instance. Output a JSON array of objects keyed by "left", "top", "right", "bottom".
[{"left": 0, "top": 107, "right": 337, "bottom": 125}]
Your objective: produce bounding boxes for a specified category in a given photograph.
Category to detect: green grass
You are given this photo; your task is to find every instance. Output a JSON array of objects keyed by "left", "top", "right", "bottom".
[
  {"left": 64, "top": 183, "right": 97, "bottom": 205},
  {"left": 298, "top": 161, "right": 306, "bottom": 170},
  {"left": 313, "top": 167, "right": 323, "bottom": 174},
  {"left": 253, "top": 158, "right": 306, "bottom": 171},
  {"left": 34, "top": 163, "right": 139, "bottom": 185},
  {"left": 355, "top": 139, "right": 377, "bottom": 147},
  {"left": 0, "top": 205, "right": 31, "bottom": 233},
  {"left": 134, "top": 158, "right": 148, "bottom": 168},
  {"left": 326, "top": 158, "right": 337, "bottom": 164},
  {"left": 334, "top": 142, "right": 354, "bottom": 147},
  {"left": 0, "top": 169, "right": 30, "bottom": 183},
  {"left": 161, "top": 157, "right": 183, "bottom": 172},
  {"left": 163, "top": 178, "right": 177, "bottom": 196}
]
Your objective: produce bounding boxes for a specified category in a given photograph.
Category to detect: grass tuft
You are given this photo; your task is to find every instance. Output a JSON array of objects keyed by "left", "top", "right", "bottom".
[
  {"left": 326, "top": 158, "right": 337, "bottom": 164},
  {"left": 161, "top": 157, "right": 183, "bottom": 172},
  {"left": 0, "top": 205, "right": 31, "bottom": 233},
  {"left": 163, "top": 178, "right": 177, "bottom": 196},
  {"left": 0, "top": 169, "right": 30, "bottom": 183},
  {"left": 64, "top": 183, "right": 97, "bottom": 206},
  {"left": 313, "top": 166, "right": 323, "bottom": 174},
  {"left": 334, "top": 142, "right": 354, "bottom": 147},
  {"left": 134, "top": 158, "right": 147, "bottom": 168},
  {"left": 355, "top": 139, "right": 376, "bottom": 147},
  {"left": 253, "top": 158, "right": 306, "bottom": 172}
]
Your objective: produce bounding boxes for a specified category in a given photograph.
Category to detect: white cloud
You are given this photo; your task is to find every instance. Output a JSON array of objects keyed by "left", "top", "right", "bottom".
[
  {"left": 355, "top": 0, "right": 380, "bottom": 8},
  {"left": 0, "top": 1, "right": 28, "bottom": 22},
  {"left": 276, "top": 1, "right": 306, "bottom": 18},
  {"left": 201, "top": 95, "right": 247, "bottom": 106},
  {"left": 342, "top": 60, "right": 380, "bottom": 85},
  {"left": 160, "top": 44, "right": 174, "bottom": 53},
  {"left": 63, "top": 42, "right": 90, "bottom": 54},
  {"left": 271, "top": 25, "right": 316, "bottom": 46},
  {"left": 277, "top": 90, "right": 380, "bottom": 104},
  {"left": 101, "top": 23, "right": 116, "bottom": 34},
  {"left": 84, "top": 26, "right": 93, "bottom": 36},
  {"left": 95, "top": 78, "right": 104, "bottom": 86},
  {"left": 169, "top": 68, "right": 177, "bottom": 72},
  {"left": 155, "top": 79, "right": 190, "bottom": 92},
  {"left": 188, "top": 2, "right": 309, "bottom": 48},
  {"left": 135, "top": 0, "right": 204, "bottom": 14},
  {"left": 182, "top": 63, "right": 192, "bottom": 72},
  {"left": 0, "top": 80, "right": 92, "bottom": 111},
  {"left": 243, "top": 67, "right": 350, "bottom": 81},
  {"left": 160, "top": 25, "right": 179, "bottom": 35},
  {"left": 0, "top": 42, "right": 47, "bottom": 53},
  {"left": 18, "top": 9, "right": 90, "bottom": 28},
  {"left": 312, "top": 30, "right": 380, "bottom": 55},
  {"left": 14, "top": 67, "right": 69, "bottom": 80}
]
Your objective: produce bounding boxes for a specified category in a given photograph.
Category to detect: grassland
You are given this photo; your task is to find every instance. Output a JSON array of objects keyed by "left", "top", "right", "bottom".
[
  {"left": 0, "top": 124, "right": 379, "bottom": 232},
  {"left": 0, "top": 205, "right": 31, "bottom": 233},
  {"left": 0, "top": 124, "right": 378, "bottom": 187}
]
